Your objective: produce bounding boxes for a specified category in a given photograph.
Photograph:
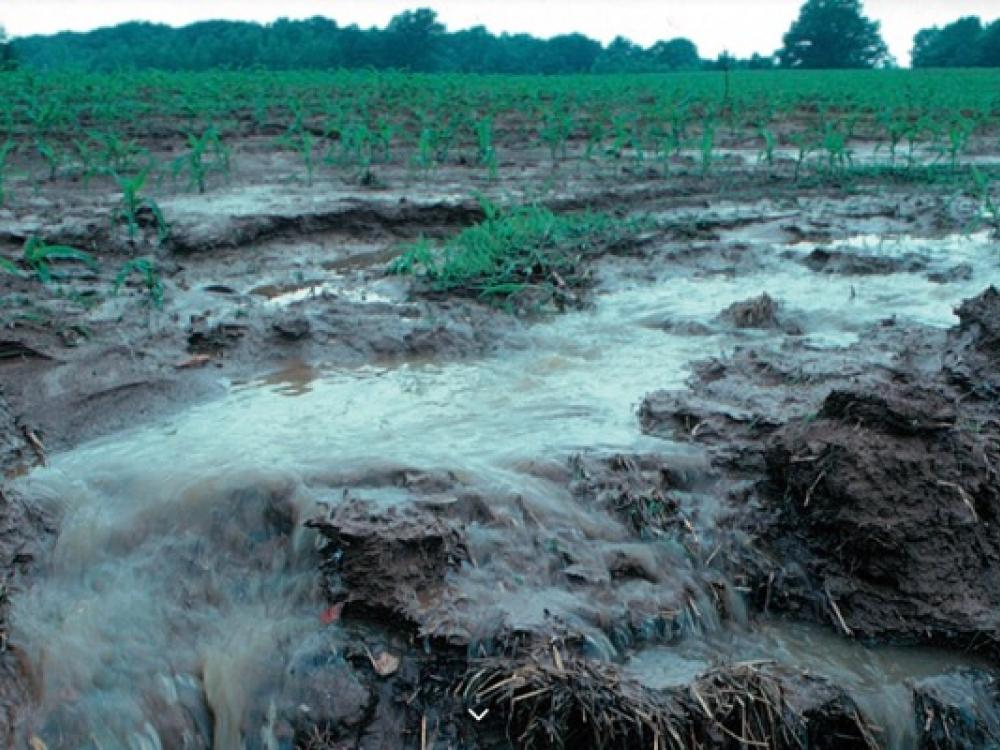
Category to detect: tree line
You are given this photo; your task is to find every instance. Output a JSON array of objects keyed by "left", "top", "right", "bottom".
[
  {"left": 3, "top": 14, "right": 702, "bottom": 74},
  {"left": 912, "top": 16, "right": 1000, "bottom": 67},
  {"left": 1, "top": 2, "right": 997, "bottom": 73}
]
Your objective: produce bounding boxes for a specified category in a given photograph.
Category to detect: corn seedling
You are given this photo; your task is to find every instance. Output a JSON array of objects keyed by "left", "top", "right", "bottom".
[
  {"left": 72, "top": 137, "right": 102, "bottom": 188},
  {"left": 475, "top": 116, "right": 498, "bottom": 180},
  {"left": 700, "top": 118, "right": 716, "bottom": 175},
  {"left": 946, "top": 117, "right": 975, "bottom": 170},
  {"left": 22, "top": 237, "right": 98, "bottom": 283},
  {"left": 113, "top": 258, "right": 164, "bottom": 308},
  {"left": 0, "top": 140, "right": 13, "bottom": 206},
  {"left": 173, "top": 126, "right": 230, "bottom": 193},
  {"left": 374, "top": 117, "right": 396, "bottom": 163},
  {"left": 541, "top": 111, "right": 573, "bottom": 165},
  {"left": 411, "top": 127, "right": 437, "bottom": 173},
  {"left": 91, "top": 130, "right": 145, "bottom": 174},
  {"left": 791, "top": 132, "right": 816, "bottom": 180},
  {"left": 821, "top": 121, "right": 852, "bottom": 173},
  {"left": 609, "top": 113, "right": 631, "bottom": 159},
  {"left": 35, "top": 138, "right": 63, "bottom": 181},
  {"left": 584, "top": 119, "right": 605, "bottom": 160},
  {"left": 113, "top": 169, "right": 169, "bottom": 244},
  {"left": 669, "top": 105, "right": 690, "bottom": 156},
  {"left": 757, "top": 124, "right": 777, "bottom": 168},
  {"left": 876, "top": 109, "right": 909, "bottom": 167}
]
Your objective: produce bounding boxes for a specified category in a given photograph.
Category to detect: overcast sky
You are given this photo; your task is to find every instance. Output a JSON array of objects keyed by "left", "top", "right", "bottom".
[{"left": 3, "top": 1, "right": 998, "bottom": 64}]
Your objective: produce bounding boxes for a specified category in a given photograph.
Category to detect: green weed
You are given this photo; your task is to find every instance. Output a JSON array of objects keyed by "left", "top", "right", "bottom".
[{"left": 389, "top": 198, "right": 645, "bottom": 309}]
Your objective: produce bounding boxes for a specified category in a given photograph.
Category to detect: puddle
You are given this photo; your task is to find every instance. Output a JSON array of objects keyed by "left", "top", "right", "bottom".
[
  {"left": 235, "top": 361, "right": 322, "bottom": 397},
  {"left": 9, "top": 230, "right": 1000, "bottom": 747}
]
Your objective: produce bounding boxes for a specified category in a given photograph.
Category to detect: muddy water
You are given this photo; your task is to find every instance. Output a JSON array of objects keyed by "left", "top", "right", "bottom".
[{"left": 10, "top": 230, "right": 1000, "bottom": 748}]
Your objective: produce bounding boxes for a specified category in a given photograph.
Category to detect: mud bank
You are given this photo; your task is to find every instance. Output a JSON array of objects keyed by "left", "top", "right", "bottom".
[{"left": 643, "top": 286, "right": 1000, "bottom": 658}]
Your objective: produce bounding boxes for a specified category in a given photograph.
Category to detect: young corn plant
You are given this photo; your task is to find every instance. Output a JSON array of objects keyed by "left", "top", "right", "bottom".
[
  {"left": 876, "top": 109, "right": 909, "bottom": 167},
  {"left": 608, "top": 113, "right": 631, "bottom": 159},
  {"left": 72, "top": 137, "right": 102, "bottom": 188},
  {"left": 821, "top": 121, "right": 852, "bottom": 173},
  {"left": 906, "top": 117, "right": 931, "bottom": 169},
  {"left": 374, "top": 117, "right": 397, "bottom": 163},
  {"left": 335, "top": 122, "right": 373, "bottom": 175},
  {"left": 541, "top": 112, "right": 573, "bottom": 165},
  {"left": 411, "top": 127, "right": 438, "bottom": 174},
  {"left": 91, "top": 130, "right": 144, "bottom": 175},
  {"left": 791, "top": 131, "right": 816, "bottom": 181},
  {"left": 946, "top": 117, "right": 975, "bottom": 170},
  {"left": 475, "top": 116, "right": 498, "bottom": 180},
  {"left": 114, "top": 169, "right": 169, "bottom": 244},
  {"left": 669, "top": 105, "right": 690, "bottom": 157},
  {"left": 584, "top": 119, "right": 605, "bottom": 161},
  {"left": 0, "top": 140, "right": 14, "bottom": 206},
  {"left": 757, "top": 124, "right": 777, "bottom": 169},
  {"left": 35, "top": 137, "right": 64, "bottom": 182},
  {"left": 114, "top": 258, "right": 164, "bottom": 308},
  {"left": 699, "top": 117, "right": 716, "bottom": 175},
  {"left": 21, "top": 237, "right": 99, "bottom": 283},
  {"left": 173, "top": 126, "right": 231, "bottom": 193},
  {"left": 296, "top": 130, "right": 319, "bottom": 185},
  {"left": 630, "top": 117, "right": 648, "bottom": 165}
]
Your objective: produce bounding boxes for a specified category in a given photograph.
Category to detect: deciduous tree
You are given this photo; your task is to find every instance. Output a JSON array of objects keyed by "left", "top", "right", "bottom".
[{"left": 778, "top": 0, "right": 888, "bottom": 68}]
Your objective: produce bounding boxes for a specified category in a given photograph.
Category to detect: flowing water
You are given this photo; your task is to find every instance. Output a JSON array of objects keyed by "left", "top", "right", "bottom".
[{"left": 10, "top": 230, "right": 1000, "bottom": 748}]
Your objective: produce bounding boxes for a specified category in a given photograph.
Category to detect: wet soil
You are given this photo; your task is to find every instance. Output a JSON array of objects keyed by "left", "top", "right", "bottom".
[
  {"left": 640, "top": 285, "right": 1000, "bottom": 660},
  {"left": 2, "top": 136, "right": 1000, "bottom": 748}
]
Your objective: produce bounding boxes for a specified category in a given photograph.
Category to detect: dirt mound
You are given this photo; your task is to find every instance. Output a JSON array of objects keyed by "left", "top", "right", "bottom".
[
  {"left": 927, "top": 263, "right": 973, "bottom": 285},
  {"left": 308, "top": 500, "right": 468, "bottom": 627},
  {"left": 640, "top": 287, "right": 1000, "bottom": 653},
  {"left": 759, "top": 386, "right": 1000, "bottom": 644},
  {"left": 717, "top": 293, "right": 803, "bottom": 335},
  {"left": 569, "top": 454, "right": 687, "bottom": 539},
  {"left": 944, "top": 286, "right": 1000, "bottom": 398},
  {"left": 913, "top": 668, "right": 1000, "bottom": 749},
  {"left": 638, "top": 333, "right": 916, "bottom": 474},
  {"left": 0, "top": 391, "right": 30, "bottom": 478},
  {"left": 800, "top": 247, "right": 926, "bottom": 276},
  {"left": 0, "top": 492, "right": 50, "bottom": 747}
]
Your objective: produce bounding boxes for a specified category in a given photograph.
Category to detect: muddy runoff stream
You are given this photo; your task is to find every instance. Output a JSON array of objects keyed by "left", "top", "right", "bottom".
[{"left": 9, "top": 230, "right": 1000, "bottom": 748}]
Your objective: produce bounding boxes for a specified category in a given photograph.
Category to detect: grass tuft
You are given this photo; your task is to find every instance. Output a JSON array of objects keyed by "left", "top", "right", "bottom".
[{"left": 389, "top": 199, "right": 646, "bottom": 309}]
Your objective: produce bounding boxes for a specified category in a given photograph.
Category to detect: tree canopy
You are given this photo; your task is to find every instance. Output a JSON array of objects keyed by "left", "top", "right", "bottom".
[
  {"left": 912, "top": 16, "right": 1000, "bottom": 67},
  {"left": 778, "top": 0, "right": 889, "bottom": 69},
  {"left": 10, "top": 11, "right": 705, "bottom": 74},
  {"left": 10, "top": 7, "right": 1000, "bottom": 73},
  {"left": 0, "top": 26, "right": 16, "bottom": 70}
]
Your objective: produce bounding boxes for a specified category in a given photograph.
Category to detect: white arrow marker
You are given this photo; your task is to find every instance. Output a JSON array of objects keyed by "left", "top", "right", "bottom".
[{"left": 468, "top": 708, "right": 490, "bottom": 722}]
